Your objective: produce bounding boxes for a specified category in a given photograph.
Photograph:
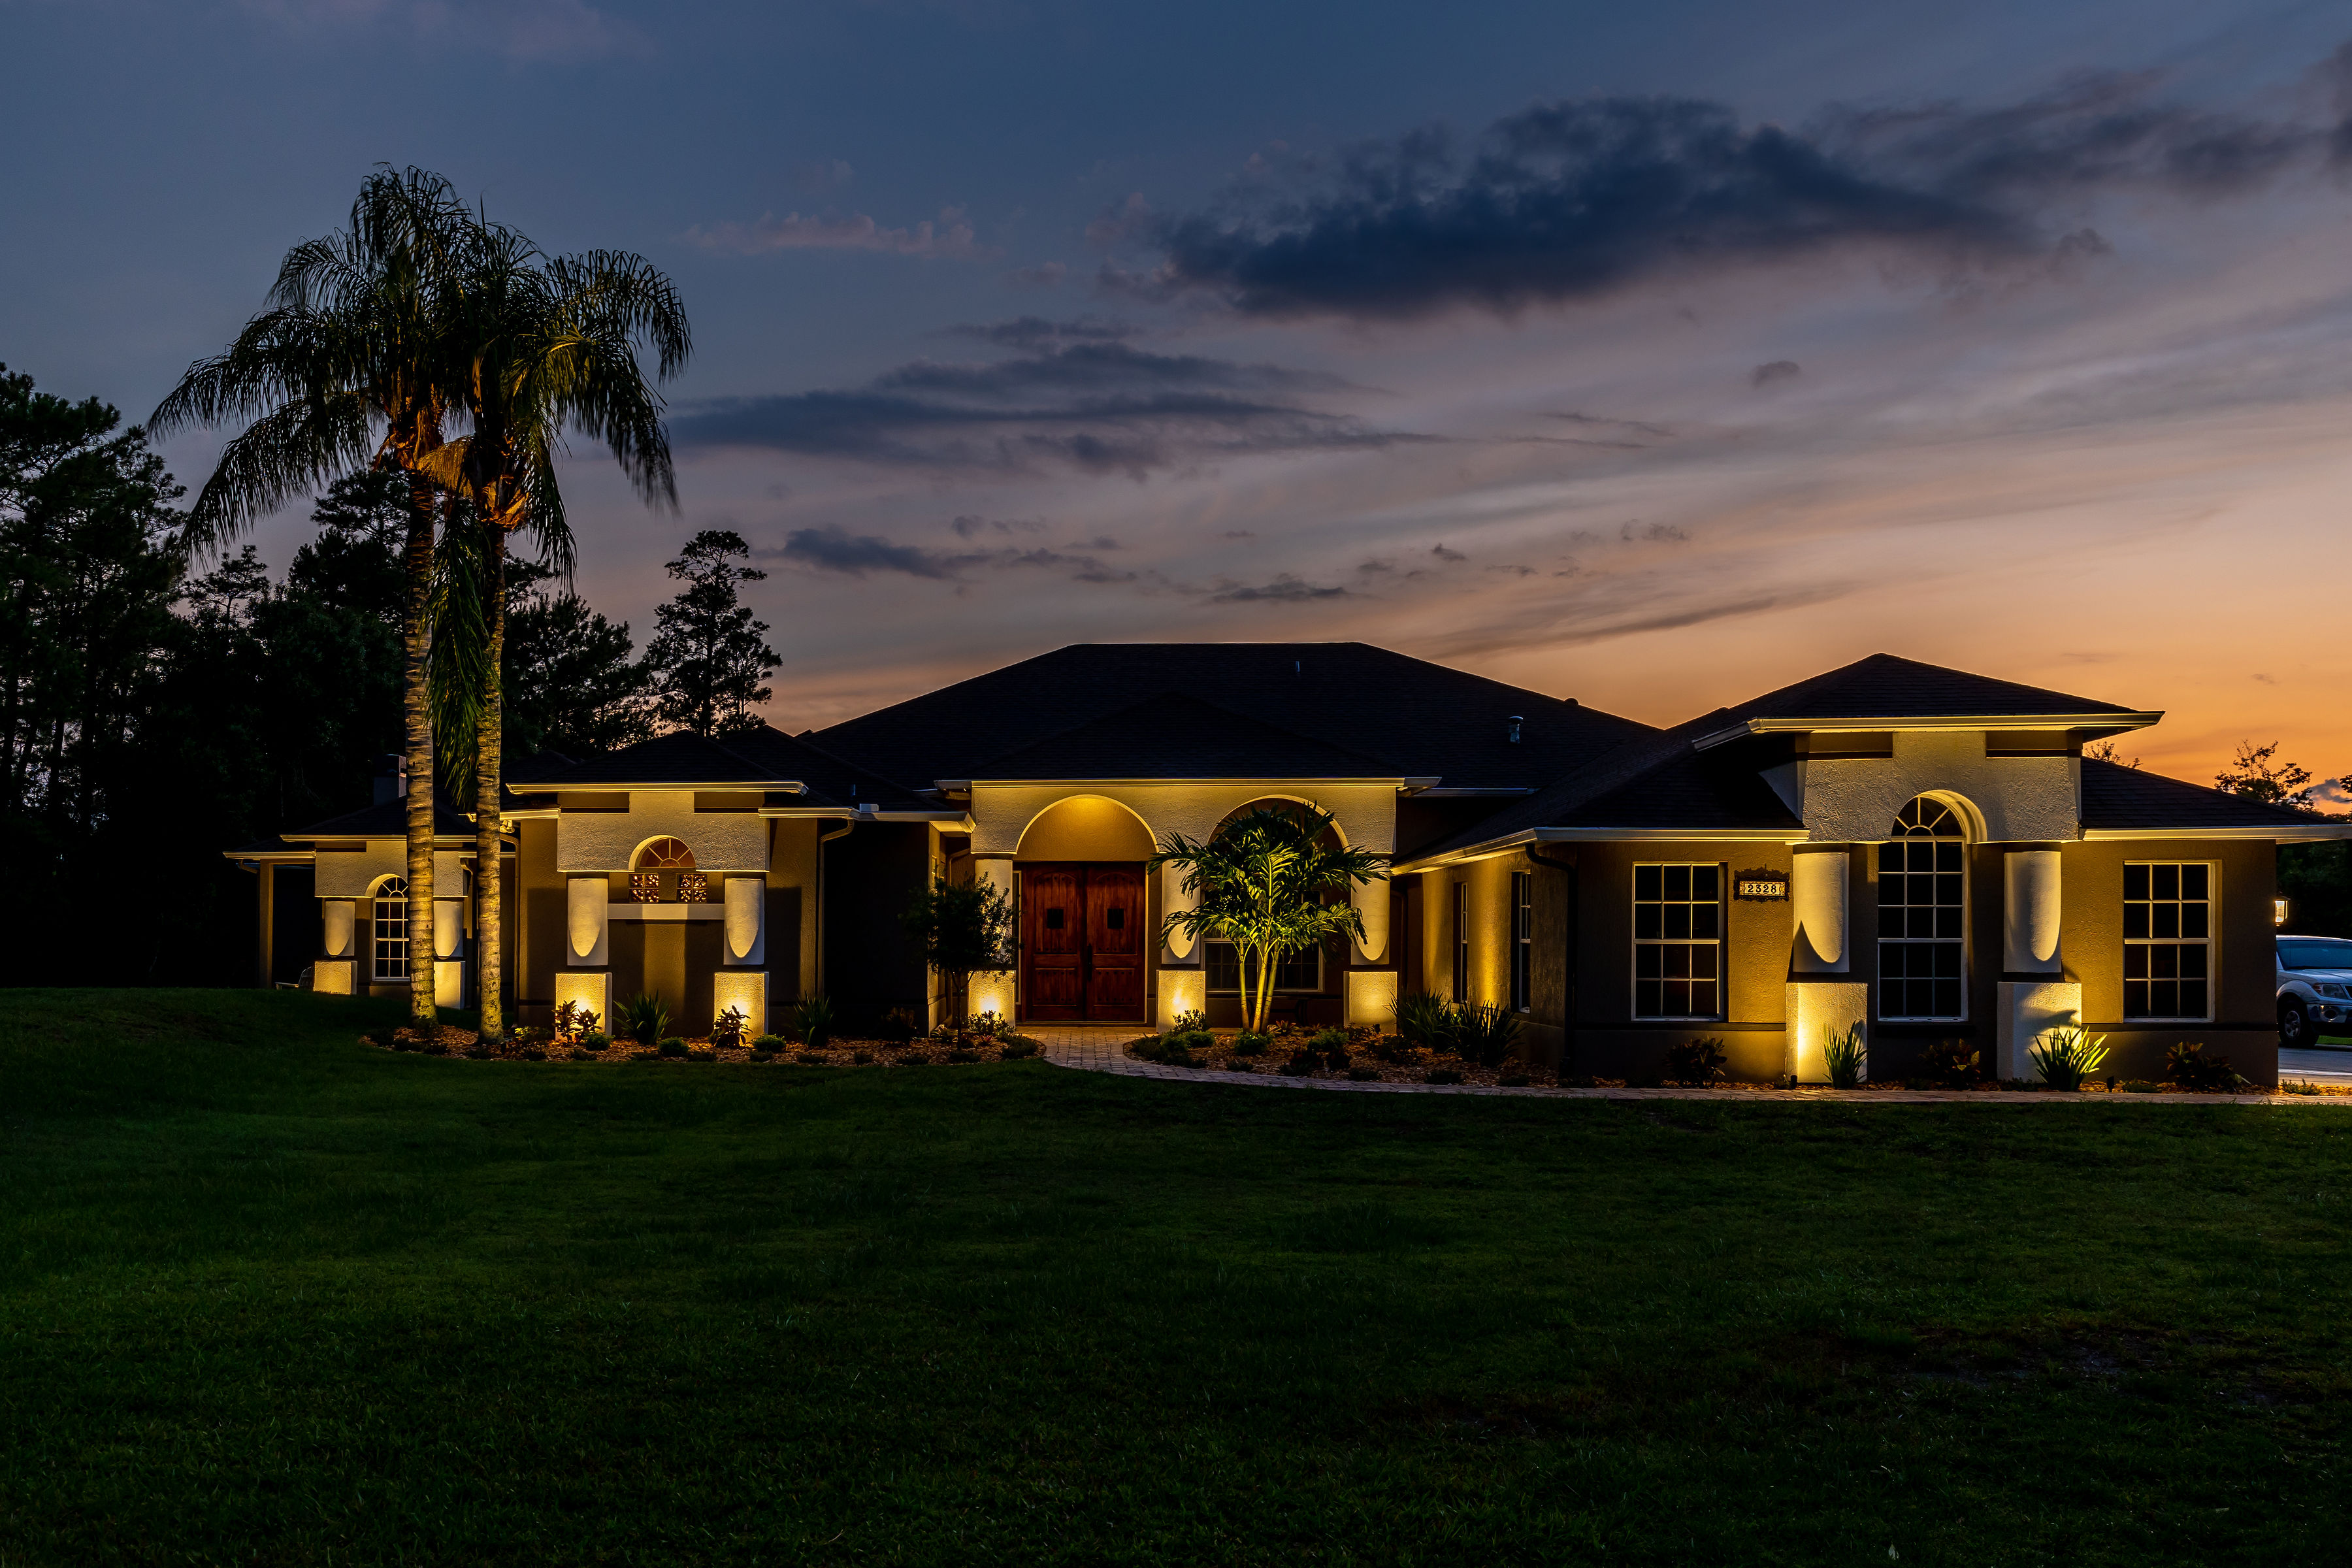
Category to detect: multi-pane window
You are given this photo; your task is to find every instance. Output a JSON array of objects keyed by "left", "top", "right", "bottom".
[
  {"left": 1452, "top": 882, "right": 1470, "bottom": 1002},
  {"left": 1511, "top": 871, "right": 1533, "bottom": 1012},
  {"left": 1877, "top": 798, "right": 1965, "bottom": 1021},
  {"left": 1633, "top": 864, "right": 1721, "bottom": 1019},
  {"left": 2125, "top": 863, "right": 2212, "bottom": 1020},
  {"left": 1205, "top": 942, "right": 1320, "bottom": 993},
  {"left": 372, "top": 877, "right": 410, "bottom": 982}
]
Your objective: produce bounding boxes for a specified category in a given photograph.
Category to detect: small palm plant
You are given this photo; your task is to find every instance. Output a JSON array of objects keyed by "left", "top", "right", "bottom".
[
  {"left": 2031, "top": 1026, "right": 2110, "bottom": 1091},
  {"left": 792, "top": 996, "right": 836, "bottom": 1050},
  {"left": 1394, "top": 991, "right": 1459, "bottom": 1054},
  {"left": 1823, "top": 1021, "right": 1867, "bottom": 1088},
  {"left": 1452, "top": 1002, "right": 1523, "bottom": 1068},
  {"left": 1150, "top": 806, "right": 1388, "bottom": 1034},
  {"left": 619, "top": 991, "right": 669, "bottom": 1048}
]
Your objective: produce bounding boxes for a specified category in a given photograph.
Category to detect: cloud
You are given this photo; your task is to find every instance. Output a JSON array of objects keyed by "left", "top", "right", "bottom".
[
  {"left": 686, "top": 206, "right": 987, "bottom": 258},
  {"left": 999, "top": 261, "right": 1068, "bottom": 289},
  {"left": 238, "top": 0, "right": 640, "bottom": 61},
  {"left": 672, "top": 339, "right": 1428, "bottom": 476},
  {"left": 1208, "top": 574, "right": 1350, "bottom": 603},
  {"left": 772, "top": 526, "right": 1134, "bottom": 585},
  {"left": 1130, "top": 64, "right": 2352, "bottom": 319},
  {"left": 1752, "top": 359, "right": 1801, "bottom": 387},
  {"left": 939, "top": 316, "right": 1138, "bottom": 349},
  {"left": 1429, "top": 543, "right": 1467, "bottom": 563}
]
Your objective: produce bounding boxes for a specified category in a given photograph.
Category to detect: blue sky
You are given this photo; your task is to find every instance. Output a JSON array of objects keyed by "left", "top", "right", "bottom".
[{"left": 7, "top": 0, "right": 2352, "bottom": 776}]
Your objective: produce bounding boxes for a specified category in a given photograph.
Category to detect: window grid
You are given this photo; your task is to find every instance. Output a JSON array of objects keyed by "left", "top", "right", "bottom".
[
  {"left": 1452, "top": 882, "right": 1470, "bottom": 1003},
  {"left": 2125, "top": 862, "right": 2212, "bottom": 1021},
  {"left": 1877, "top": 798, "right": 1965, "bottom": 1021},
  {"left": 1205, "top": 941, "right": 1321, "bottom": 994},
  {"left": 1633, "top": 863, "right": 1722, "bottom": 1019},
  {"left": 1511, "top": 872, "right": 1533, "bottom": 1012},
  {"left": 372, "top": 877, "right": 410, "bottom": 983}
]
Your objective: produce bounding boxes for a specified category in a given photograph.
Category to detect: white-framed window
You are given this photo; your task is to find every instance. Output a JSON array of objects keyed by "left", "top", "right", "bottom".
[
  {"left": 1511, "top": 871, "right": 1533, "bottom": 1012},
  {"left": 1452, "top": 881, "right": 1470, "bottom": 1002},
  {"left": 1877, "top": 798, "right": 1965, "bottom": 1021},
  {"left": 1633, "top": 863, "right": 1722, "bottom": 1019},
  {"left": 372, "top": 877, "right": 410, "bottom": 982},
  {"left": 1205, "top": 941, "right": 1322, "bottom": 994},
  {"left": 2125, "top": 862, "right": 2213, "bottom": 1021}
]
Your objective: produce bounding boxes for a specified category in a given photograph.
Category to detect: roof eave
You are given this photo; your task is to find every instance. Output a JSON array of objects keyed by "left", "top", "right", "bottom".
[
  {"left": 507, "top": 779, "right": 808, "bottom": 794},
  {"left": 2082, "top": 823, "right": 2352, "bottom": 842},
  {"left": 1398, "top": 823, "right": 1807, "bottom": 871},
  {"left": 960, "top": 775, "right": 1418, "bottom": 789},
  {"left": 1690, "top": 712, "right": 2164, "bottom": 751}
]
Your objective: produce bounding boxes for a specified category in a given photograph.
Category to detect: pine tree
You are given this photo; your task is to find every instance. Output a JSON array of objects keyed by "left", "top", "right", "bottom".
[{"left": 644, "top": 529, "right": 779, "bottom": 738}]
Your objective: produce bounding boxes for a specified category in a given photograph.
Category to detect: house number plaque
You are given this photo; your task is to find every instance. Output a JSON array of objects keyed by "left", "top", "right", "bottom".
[{"left": 1734, "top": 877, "right": 1788, "bottom": 901}]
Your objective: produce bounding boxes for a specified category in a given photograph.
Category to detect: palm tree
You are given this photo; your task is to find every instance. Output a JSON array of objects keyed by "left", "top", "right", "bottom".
[
  {"left": 1149, "top": 806, "right": 1389, "bottom": 1034},
  {"left": 423, "top": 223, "right": 691, "bottom": 1042},
  {"left": 152, "top": 167, "right": 474, "bottom": 1026}
]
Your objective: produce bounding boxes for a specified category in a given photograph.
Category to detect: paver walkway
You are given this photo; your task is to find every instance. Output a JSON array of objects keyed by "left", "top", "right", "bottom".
[{"left": 1026, "top": 1024, "right": 2345, "bottom": 1106}]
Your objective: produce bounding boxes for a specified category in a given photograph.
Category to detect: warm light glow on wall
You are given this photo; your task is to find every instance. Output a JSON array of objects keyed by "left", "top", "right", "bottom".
[
  {"left": 312, "top": 958, "right": 355, "bottom": 995},
  {"left": 2277, "top": 898, "right": 2291, "bottom": 926},
  {"left": 554, "top": 971, "right": 610, "bottom": 1033},
  {"left": 711, "top": 972, "right": 766, "bottom": 1037},
  {"left": 321, "top": 900, "right": 355, "bottom": 959},
  {"left": 1786, "top": 981, "right": 1867, "bottom": 1084},
  {"left": 1345, "top": 970, "right": 1399, "bottom": 1029},
  {"left": 1158, "top": 968, "right": 1205, "bottom": 1028},
  {"left": 434, "top": 959, "right": 465, "bottom": 1009},
  {"left": 968, "top": 970, "right": 1015, "bottom": 1024}
]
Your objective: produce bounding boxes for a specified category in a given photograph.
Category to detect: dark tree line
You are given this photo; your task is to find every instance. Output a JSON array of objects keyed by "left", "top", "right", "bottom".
[{"left": 0, "top": 365, "right": 777, "bottom": 987}]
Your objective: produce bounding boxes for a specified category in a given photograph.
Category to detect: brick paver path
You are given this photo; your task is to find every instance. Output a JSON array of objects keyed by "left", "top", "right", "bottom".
[{"left": 1026, "top": 1024, "right": 2343, "bottom": 1105}]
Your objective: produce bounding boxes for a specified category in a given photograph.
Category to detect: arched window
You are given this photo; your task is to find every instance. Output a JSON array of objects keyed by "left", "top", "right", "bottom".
[
  {"left": 372, "top": 877, "right": 410, "bottom": 982},
  {"left": 1878, "top": 798, "right": 1965, "bottom": 1020},
  {"left": 630, "top": 837, "right": 704, "bottom": 903}
]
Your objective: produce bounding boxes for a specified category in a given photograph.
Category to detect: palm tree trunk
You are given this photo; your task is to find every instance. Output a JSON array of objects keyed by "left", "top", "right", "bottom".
[
  {"left": 473, "top": 525, "right": 507, "bottom": 1043},
  {"left": 401, "top": 480, "right": 438, "bottom": 1026}
]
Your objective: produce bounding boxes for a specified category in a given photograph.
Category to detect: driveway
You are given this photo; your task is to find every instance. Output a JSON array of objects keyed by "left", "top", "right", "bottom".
[{"left": 2279, "top": 1046, "right": 2352, "bottom": 1085}]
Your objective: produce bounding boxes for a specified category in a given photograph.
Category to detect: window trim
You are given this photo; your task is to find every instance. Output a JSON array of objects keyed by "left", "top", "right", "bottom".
[
  {"left": 1875, "top": 799, "right": 1968, "bottom": 1024},
  {"left": 1452, "top": 881, "right": 1470, "bottom": 1003},
  {"left": 1203, "top": 939, "right": 1324, "bottom": 995},
  {"left": 1631, "top": 862, "right": 1725, "bottom": 1021},
  {"left": 2123, "top": 860, "right": 2217, "bottom": 1023},
  {"left": 1510, "top": 870, "right": 1533, "bottom": 1013},
  {"left": 371, "top": 877, "right": 410, "bottom": 983}
]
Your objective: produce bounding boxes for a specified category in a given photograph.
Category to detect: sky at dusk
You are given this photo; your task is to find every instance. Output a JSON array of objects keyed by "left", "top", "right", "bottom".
[{"left": 7, "top": 0, "right": 2352, "bottom": 786}]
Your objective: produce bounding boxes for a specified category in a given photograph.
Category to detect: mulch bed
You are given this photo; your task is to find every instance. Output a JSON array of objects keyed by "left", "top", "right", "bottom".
[
  {"left": 1122, "top": 1030, "right": 2350, "bottom": 1095},
  {"left": 360, "top": 1024, "right": 1043, "bottom": 1066}
]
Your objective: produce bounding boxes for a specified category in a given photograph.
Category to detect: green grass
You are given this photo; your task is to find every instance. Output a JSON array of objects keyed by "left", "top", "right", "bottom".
[{"left": 3, "top": 990, "right": 2349, "bottom": 1565}]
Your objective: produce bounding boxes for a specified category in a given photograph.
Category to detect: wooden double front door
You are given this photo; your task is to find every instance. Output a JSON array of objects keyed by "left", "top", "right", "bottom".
[{"left": 1020, "top": 862, "right": 1146, "bottom": 1021}]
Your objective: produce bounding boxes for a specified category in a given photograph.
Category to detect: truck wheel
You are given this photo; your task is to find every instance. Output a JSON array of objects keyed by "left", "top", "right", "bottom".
[{"left": 2280, "top": 998, "right": 2313, "bottom": 1049}]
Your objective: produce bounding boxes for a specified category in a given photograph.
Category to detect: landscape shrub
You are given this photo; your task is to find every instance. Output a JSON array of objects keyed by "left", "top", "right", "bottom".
[
  {"left": 1369, "top": 1033, "right": 1411, "bottom": 1064},
  {"left": 2164, "top": 1042, "right": 2248, "bottom": 1092},
  {"left": 520, "top": 1047, "right": 547, "bottom": 1062},
  {"left": 1169, "top": 1008, "right": 1207, "bottom": 1034},
  {"left": 1394, "top": 991, "right": 1458, "bottom": 1053},
  {"left": 792, "top": 996, "right": 836, "bottom": 1049},
  {"left": 1823, "top": 1022, "right": 1867, "bottom": 1088},
  {"left": 2281, "top": 1078, "right": 2321, "bottom": 1096},
  {"left": 1279, "top": 1049, "right": 1320, "bottom": 1077},
  {"left": 880, "top": 1007, "right": 923, "bottom": 1044},
  {"left": 749, "top": 1034, "right": 789, "bottom": 1053},
  {"left": 1499, "top": 1072, "right": 1531, "bottom": 1088},
  {"left": 2031, "top": 1026, "right": 2110, "bottom": 1091},
  {"left": 798, "top": 1051, "right": 831, "bottom": 1065},
  {"left": 389, "top": 1036, "right": 416, "bottom": 1053},
  {"left": 656, "top": 1037, "right": 688, "bottom": 1058},
  {"left": 968, "top": 1010, "right": 1009, "bottom": 1039},
  {"left": 1423, "top": 1067, "right": 1464, "bottom": 1085},
  {"left": 577, "top": 1032, "right": 610, "bottom": 1053},
  {"left": 749, "top": 1049, "right": 776, "bottom": 1063},
  {"left": 946, "top": 1048, "right": 981, "bottom": 1064},
  {"left": 552, "top": 1000, "right": 600, "bottom": 1043},
  {"left": 1231, "top": 1031, "right": 1270, "bottom": 1056},
  {"left": 1920, "top": 1037, "right": 1980, "bottom": 1087},
  {"left": 1347, "top": 1066, "right": 1380, "bottom": 1081},
  {"left": 1453, "top": 1002, "right": 1522, "bottom": 1068},
  {"left": 620, "top": 991, "right": 670, "bottom": 1048},
  {"left": 421, "top": 1041, "right": 449, "bottom": 1056},
  {"left": 710, "top": 1005, "right": 749, "bottom": 1049},
  {"left": 999, "top": 1039, "right": 1039, "bottom": 1060},
  {"left": 1665, "top": 1036, "right": 1727, "bottom": 1086}
]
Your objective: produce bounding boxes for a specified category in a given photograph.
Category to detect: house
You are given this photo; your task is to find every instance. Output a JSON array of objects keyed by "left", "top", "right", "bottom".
[{"left": 229, "top": 644, "right": 2344, "bottom": 1085}]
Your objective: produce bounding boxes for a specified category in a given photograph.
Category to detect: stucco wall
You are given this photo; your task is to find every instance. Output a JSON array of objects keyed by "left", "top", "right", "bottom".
[
  {"left": 767, "top": 817, "right": 822, "bottom": 1005},
  {"left": 1014, "top": 795, "right": 1156, "bottom": 860},
  {"left": 557, "top": 791, "right": 770, "bottom": 873},
  {"left": 970, "top": 781, "right": 1398, "bottom": 859},
  {"left": 1801, "top": 730, "right": 2077, "bottom": 843},
  {"left": 316, "top": 841, "right": 468, "bottom": 899}
]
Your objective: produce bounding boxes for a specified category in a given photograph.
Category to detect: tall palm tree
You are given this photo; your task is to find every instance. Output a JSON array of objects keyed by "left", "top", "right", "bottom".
[
  {"left": 152, "top": 167, "right": 474, "bottom": 1025},
  {"left": 423, "top": 223, "right": 691, "bottom": 1042},
  {"left": 1149, "top": 806, "right": 1389, "bottom": 1034}
]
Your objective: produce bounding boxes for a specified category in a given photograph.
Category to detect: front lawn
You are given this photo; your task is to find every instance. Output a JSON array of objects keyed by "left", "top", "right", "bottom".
[{"left": 3, "top": 989, "right": 2347, "bottom": 1564}]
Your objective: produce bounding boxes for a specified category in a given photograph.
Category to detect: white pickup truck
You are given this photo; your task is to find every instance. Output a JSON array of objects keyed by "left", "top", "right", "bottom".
[{"left": 2277, "top": 934, "right": 2352, "bottom": 1048}]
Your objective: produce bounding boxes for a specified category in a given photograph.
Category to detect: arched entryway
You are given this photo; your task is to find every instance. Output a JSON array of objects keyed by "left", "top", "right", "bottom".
[{"left": 1016, "top": 796, "right": 1156, "bottom": 1023}]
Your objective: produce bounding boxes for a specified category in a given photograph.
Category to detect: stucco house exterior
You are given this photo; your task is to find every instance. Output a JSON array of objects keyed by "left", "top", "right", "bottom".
[{"left": 231, "top": 644, "right": 2344, "bottom": 1085}]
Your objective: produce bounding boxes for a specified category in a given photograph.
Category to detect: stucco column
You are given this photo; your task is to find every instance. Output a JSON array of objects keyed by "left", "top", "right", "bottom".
[
  {"left": 1351, "top": 875, "right": 1390, "bottom": 965},
  {"left": 566, "top": 875, "right": 610, "bottom": 968},
  {"left": 1160, "top": 862, "right": 1199, "bottom": 964},
  {"left": 723, "top": 874, "right": 766, "bottom": 965},
  {"left": 1789, "top": 849, "right": 1850, "bottom": 972},
  {"left": 966, "top": 857, "right": 1017, "bottom": 1022},
  {"left": 2002, "top": 851, "right": 2063, "bottom": 974},
  {"left": 321, "top": 899, "right": 357, "bottom": 960}
]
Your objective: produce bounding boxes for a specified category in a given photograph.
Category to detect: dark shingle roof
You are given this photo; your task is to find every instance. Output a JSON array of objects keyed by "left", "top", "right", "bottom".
[
  {"left": 717, "top": 725, "right": 934, "bottom": 811},
  {"left": 810, "top": 642, "right": 1653, "bottom": 790},
  {"left": 969, "top": 694, "right": 1397, "bottom": 781},
  {"left": 286, "top": 796, "right": 481, "bottom": 839},
  {"left": 517, "top": 725, "right": 934, "bottom": 811},
  {"left": 2081, "top": 759, "right": 2333, "bottom": 831},
  {"left": 1716, "top": 653, "right": 2145, "bottom": 725}
]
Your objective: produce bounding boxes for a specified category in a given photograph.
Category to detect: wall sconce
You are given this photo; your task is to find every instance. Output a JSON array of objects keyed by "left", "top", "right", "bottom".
[{"left": 2276, "top": 897, "right": 2290, "bottom": 927}]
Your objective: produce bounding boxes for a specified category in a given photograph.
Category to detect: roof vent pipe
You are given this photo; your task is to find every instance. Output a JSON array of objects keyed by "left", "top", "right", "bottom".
[
  {"left": 1507, "top": 715, "right": 1524, "bottom": 743},
  {"left": 372, "top": 754, "right": 406, "bottom": 806}
]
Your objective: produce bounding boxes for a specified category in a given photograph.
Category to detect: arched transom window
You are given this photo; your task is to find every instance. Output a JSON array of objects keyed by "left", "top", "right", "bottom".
[
  {"left": 630, "top": 838, "right": 706, "bottom": 903},
  {"left": 1878, "top": 798, "right": 1965, "bottom": 1021},
  {"left": 372, "top": 877, "right": 410, "bottom": 982}
]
